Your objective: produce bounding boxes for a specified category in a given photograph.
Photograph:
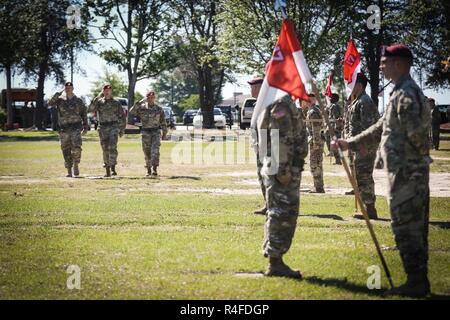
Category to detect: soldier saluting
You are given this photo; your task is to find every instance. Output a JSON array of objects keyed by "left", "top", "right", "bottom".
[
  {"left": 89, "top": 83, "right": 127, "bottom": 177},
  {"left": 333, "top": 44, "right": 432, "bottom": 297},
  {"left": 48, "top": 81, "right": 89, "bottom": 177},
  {"left": 129, "top": 90, "right": 167, "bottom": 177}
]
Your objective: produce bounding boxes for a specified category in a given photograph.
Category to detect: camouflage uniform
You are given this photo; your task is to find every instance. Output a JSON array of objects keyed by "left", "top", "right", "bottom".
[
  {"left": 347, "top": 93, "right": 380, "bottom": 207},
  {"left": 431, "top": 106, "right": 441, "bottom": 150},
  {"left": 347, "top": 74, "right": 431, "bottom": 287},
  {"left": 306, "top": 105, "right": 324, "bottom": 191},
  {"left": 129, "top": 102, "right": 167, "bottom": 168},
  {"left": 257, "top": 95, "right": 308, "bottom": 258},
  {"left": 48, "top": 92, "right": 88, "bottom": 169},
  {"left": 325, "top": 102, "right": 343, "bottom": 163},
  {"left": 89, "top": 97, "right": 126, "bottom": 167}
]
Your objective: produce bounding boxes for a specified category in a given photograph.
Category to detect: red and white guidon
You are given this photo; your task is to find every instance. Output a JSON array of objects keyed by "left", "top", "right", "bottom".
[
  {"left": 251, "top": 18, "right": 312, "bottom": 129},
  {"left": 343, "top": 38, "right": 362, "bottom": 98}
]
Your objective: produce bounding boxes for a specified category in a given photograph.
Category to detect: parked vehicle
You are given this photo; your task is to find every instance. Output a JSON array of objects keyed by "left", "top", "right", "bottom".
[
  {"left": 183, "top": 109, "right": 197, "bottom": 125},
  {"left": 239, "top": 97, "right": 256, "bottom": 130},
  {"left": 193, "top": 108, "right": 226, "bottom": 129},
  {"left": 215, "top": 105, "right": 233, "bottom": 128}
]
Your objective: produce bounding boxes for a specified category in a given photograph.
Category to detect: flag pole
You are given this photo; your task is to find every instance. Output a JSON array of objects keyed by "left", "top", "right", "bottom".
[{"left": 337, "top": 145, "right": 394, "bottom": 289}]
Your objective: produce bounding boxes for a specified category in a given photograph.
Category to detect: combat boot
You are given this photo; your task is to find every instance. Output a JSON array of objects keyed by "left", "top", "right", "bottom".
[
  {"left": 111, "top": 165, "right": 117, "bottom": 176},
  {"left": 104, "top": 166, "right": 111, "bottom": 177},
  {"left": 66, "top": 167, "right": 73, "bottom": 178},
  {"left": 146, "top": 167, "right": 152, "bottom": 177},
  {"left": 264, "top": 257, "right": 302, "bottom": 279},
  {"left": 152, "top": 166, "right": 158, "bottom": 176},
  {"left": 310, "top": 187, "right": 325, "bottom": 193},
  {"left": 334, "top": 158, "right": 342, "bottom": 165},
  {"left": 254, "top": 206, "right": 267, "bottom": 215},
  {"left": 384, "top": 274, "right": 430, "bottom": 298},
  {"left": 345, "top": 189, "right": 354, "bottom": 195},
  {"left": 73, "top": 164, "right": 80, "bottom": 177}
]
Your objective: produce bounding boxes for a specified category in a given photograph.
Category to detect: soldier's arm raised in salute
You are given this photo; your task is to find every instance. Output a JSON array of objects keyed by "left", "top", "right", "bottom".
[
  {"left": 129, "top": 100, "right": 143, "bottom": 116},
  {"left": 48, "top": 90, "right": 64, "bottom": 108}
]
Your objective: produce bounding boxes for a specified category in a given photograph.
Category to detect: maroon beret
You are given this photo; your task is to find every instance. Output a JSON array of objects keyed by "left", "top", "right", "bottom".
[
  {"left": 248, "top": 76, "right": 263, "bottom": 85},
  {"left": 381, "top": 44, "right": 413, "bottom": 60}
]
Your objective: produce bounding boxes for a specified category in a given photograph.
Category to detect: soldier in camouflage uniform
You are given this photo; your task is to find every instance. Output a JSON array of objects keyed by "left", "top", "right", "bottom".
[
  {"left": 324, "top": 93, "right": 343, "bottom": 165},
  {"left": 129, "top": 90, "right": 167, "bottom": 176},
  {"left": 335, "top": 45, "right": 431, "bottom": 297},
  {"left": 248, "top": 76, "right": 266, "bottom": 215},
  {"left": 429, "top": 98, "right": 441, "bottom": 150},
  {"left": 305, "top": 94, "right": 325, "bottom": 193},
  {"left": 257, "top": 95, "right": 308, "bottom": 279},
  {"left": 347, "top": 73, "right": 380, "bottom": 219},
  {"left": 88, "top": 83, "right": 127, "bottom": 177},
  {"left": 48, "top": 81, "right": 89, "bottom": 177}
]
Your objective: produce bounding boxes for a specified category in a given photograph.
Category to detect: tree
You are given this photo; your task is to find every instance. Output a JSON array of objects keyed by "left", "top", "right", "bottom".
[
  {"left": 169, "top": 0, "right": 227, "bottom": 128},
  {"left": 18, "top": 0, "right": 90, "bottom": 129},
  {"left": 152, "top": 66, "right": 199, "bottom": 114},
  {"left": 89, "top": 68, "right": 143, "bottom": 103},
  {"left": 0, "top": 1, "right": 35, "bottom": 127},
  {"left": 86, "top": 0, "right": 177, "bottom": 109}
]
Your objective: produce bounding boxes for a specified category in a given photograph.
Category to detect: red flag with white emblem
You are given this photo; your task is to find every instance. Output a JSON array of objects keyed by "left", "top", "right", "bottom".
[
  {"left": 251, "top": 19, "right": 312, "bottom": 128},
  {"left": 343, "top": 38, "right": 361, "bottom": 98}
]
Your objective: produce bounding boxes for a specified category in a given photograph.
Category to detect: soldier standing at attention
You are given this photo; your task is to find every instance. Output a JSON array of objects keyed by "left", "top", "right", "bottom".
[
  {"left": 89, "top": 83, "right": 127, "bottom": 177},
  {"left": 429, "top": 98, "right": 441, "bottom": 150},
  {"left": 48, "top": 81, "right": 89, "bottom": 177},
  {"left": 258, "top": 95, "right": 308, "bottom": 278},
  {"left": 347, "top": 73, "right": 380, "bottom": 219},
  {"left": 248, "top": 75, "right": 266, "bottom": 215},
  {"left": 305, "top": 94, "right": 325, "bottom": 193},
  {"left": 334, "top": 44, "right": 432, "bottom": 297},
  {"left": 129, "top": 90, "right": 167, "bottom": 177},
  {"left": 325, "top": 93, "right": 343, "bottom": 165}
]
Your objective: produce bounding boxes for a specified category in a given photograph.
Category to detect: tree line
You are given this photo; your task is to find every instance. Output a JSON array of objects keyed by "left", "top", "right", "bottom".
[{"left": 1, "top": 0, "right": 448, "bottom": 129}]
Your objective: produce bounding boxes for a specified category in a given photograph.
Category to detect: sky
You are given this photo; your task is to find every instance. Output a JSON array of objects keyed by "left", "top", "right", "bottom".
[{"left": 1, "top": 45, "right": 449, "bottom": 110}]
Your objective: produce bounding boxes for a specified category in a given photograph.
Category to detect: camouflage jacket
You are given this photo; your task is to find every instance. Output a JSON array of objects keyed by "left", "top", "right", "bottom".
[
  {"left": 348, "top": 74, "right": 432, "bottom": 173},
  {"left": 257, "top": 95, "right": 308, "bottom": 184},
  {"left": 306, "top": 105, "right": 323, "bottom": 145},
  {"left": 325, "top": 103, "right": 343, "bottom": 132},
  {"left": 48, "top": 92, "right": 88, "bottom": 128},
  {"left": 347, "top": 93, "right": 380, "bottom": 138},
  {"left": 129, "top": 102, "right": 167, "bottom": 134},
  {"left": 88, "top": 96, "right": 126, "bottom": 131}
]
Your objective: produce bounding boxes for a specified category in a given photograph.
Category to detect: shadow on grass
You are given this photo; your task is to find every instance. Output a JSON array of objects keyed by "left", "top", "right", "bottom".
[
  {"left": 299, "top": 214, "right": 344, "bottom": 221},
  {"left": 304, "top": 276, "right": 385, "bottom": 297},
  {"left": 0, "top": 135, "right": 59, "bottom": 142},
  {"left": 168, "top": 176, "right": 201, "bottom": 180},
  {"left": 430, "top": 221, "right": 450, "bottom": 229}
]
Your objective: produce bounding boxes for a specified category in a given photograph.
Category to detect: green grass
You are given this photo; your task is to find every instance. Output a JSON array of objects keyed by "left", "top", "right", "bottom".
[{"left": 0, "top": 130, "right": 449, "bottom": 299}]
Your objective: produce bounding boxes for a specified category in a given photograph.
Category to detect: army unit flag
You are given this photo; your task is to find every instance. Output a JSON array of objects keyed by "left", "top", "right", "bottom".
[
  {"left": 251, "top": 18, "right": 312, "bottom": 129},
  {"left": 343, "top": 38, "right": 361, "bottom": 98}
]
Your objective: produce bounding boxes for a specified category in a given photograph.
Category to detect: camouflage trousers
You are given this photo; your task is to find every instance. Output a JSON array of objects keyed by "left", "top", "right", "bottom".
[
  {"left": 354, "top": 150, "right": 377, "bottom": 205},
  {"left": 59, "top": 128, "right": 82, "bottom": 169},
  {"left": 262, "top": 169, "right": 301, "bottom": 258},
  {"left": 98, "top": 125, "right": 120, "bottom": 166},
  {"left": 309, "top": 142, "right": 324, "bottom": 189},
  {"left": 142, "top": 130, "right": 161, "bottom": 167},
  {"left": 432, "top": 128, "right": 440, "bottom": 149},
  {"left": 388, "top": 166, "right": 429, "bottom": 276}
]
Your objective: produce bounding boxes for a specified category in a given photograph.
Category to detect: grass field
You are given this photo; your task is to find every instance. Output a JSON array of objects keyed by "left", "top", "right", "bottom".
[{"left": 0, "top": 130, "right": 449, "bottom": 300}]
